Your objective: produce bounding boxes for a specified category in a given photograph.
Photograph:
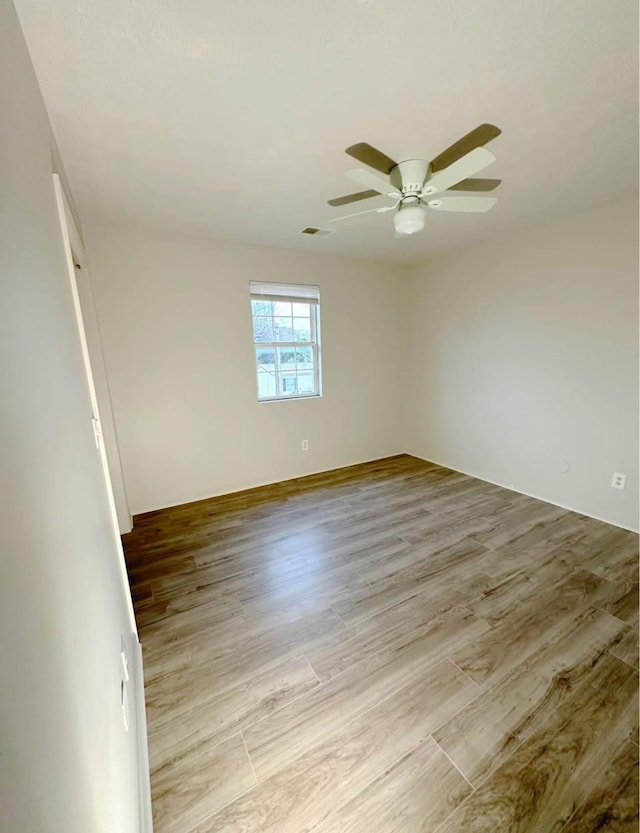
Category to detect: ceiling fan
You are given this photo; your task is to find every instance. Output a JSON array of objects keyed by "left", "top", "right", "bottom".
[{"left": 327, "top": 124, "right": 502, "bottom": 236}]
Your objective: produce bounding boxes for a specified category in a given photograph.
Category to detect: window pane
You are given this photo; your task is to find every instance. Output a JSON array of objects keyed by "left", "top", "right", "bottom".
[
  {"left": 256, "top": 347, "right": 275, "bottom": 367},
  {"left": 257, "top": 369, "right": 277, "bottom": 398},
  {"left": 277, "top": 346, "right": 297, "bottom": 368},
  {"left": 274, "top": 301, "right": 292, "bottom": 316},
  {"left": 280, "top": 374, "right": 297, "bottom": 395},
  {"left": 252, "top": 317, "right": 274, "bottom": 342},
  {"left": 297, "top": 372, "right": 315, "bottom": 394},
  {"left": 295, "top": 345, "right": 313, "bottom": 366},
  {"left": 293, "top": 318, "right": 311, "bottom": 341},
  {"left": 273, "top": 317, "right": 293, "bottom": 341},
  {"left": 252, "top": 299, "right": 273, "bottom": 316},
  {"left": 292, "top": 302, "right": 310, "bottom": 317}
]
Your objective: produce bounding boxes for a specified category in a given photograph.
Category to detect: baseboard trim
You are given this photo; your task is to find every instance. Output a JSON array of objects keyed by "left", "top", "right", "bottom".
[
  {"left": 407, "top": 452, "right": 639, "bottom": 534},
  {"left": 128, "top": 451, "right": 638, "bottom": 534},
  {"left": 129, "top": 453, "right": 409, "bottom": 521}
]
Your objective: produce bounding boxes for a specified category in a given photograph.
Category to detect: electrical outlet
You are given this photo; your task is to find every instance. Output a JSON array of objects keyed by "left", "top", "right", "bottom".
[
  {"left": 611, "top": 472, "right": 626, "bottom": 490},
  {"left": 301, "top": 439, "right": 309, "bottom": 452}
]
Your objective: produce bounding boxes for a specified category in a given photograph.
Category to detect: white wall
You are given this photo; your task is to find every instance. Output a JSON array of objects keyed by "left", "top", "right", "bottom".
[
  {"left": 85, "top": 224, "right": 406, "bottom": 514},
  {"left": 0, "top": 3, "right": 141, "bottom": 831},
  {"left": 87, "top": 202, "right": 638, "bottom": 531},
  {"left": 405, "top": 198, "right": 639, "bottom": 531}
]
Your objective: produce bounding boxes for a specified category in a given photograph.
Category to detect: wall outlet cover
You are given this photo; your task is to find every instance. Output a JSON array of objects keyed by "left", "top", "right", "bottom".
[{"left": 611, "top": 472, "right": 626, "bottom": 490}]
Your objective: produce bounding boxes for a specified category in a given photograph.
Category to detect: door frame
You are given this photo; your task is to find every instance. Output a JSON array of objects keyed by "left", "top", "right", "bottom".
[{"left": 53, "top": 175, "right": 153, "bottom": 833}]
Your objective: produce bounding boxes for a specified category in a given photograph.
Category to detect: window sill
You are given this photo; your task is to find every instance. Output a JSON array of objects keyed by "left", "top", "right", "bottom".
[{"left": 258, "top": 394, "right": 322, "bottom": 404}]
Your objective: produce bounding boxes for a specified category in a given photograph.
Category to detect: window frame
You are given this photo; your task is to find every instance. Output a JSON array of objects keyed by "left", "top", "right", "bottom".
[{"left": 250, "top": 283, "right": 322, "bottom": 403}]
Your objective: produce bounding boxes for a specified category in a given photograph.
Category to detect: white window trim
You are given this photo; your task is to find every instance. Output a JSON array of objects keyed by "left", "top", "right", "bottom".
[{"left": 250, "top": 283, "right": 322, "bottom": 403}]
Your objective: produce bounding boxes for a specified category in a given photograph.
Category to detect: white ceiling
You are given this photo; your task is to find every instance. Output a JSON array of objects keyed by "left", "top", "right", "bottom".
[{"left": 16, "top": 0, "right": 639, "bottom": 264}]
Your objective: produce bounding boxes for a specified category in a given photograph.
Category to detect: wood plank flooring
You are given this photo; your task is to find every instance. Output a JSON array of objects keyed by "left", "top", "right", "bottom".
[{"left": 122, "top": 454, "right": 639, "bottom": 833}]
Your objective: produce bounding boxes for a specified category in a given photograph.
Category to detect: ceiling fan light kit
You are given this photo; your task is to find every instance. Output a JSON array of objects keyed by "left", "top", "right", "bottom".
[
  {"left": 393, "top": 200, "right": 427, "bottom": 235},
  {"left": 325, "top": 124, "right": 502, "bottom": 238}
]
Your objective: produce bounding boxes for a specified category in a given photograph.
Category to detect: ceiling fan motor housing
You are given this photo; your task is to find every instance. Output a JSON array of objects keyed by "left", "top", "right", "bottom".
[{"left": 391, "top": 159, "right": 431, "bottom": 198}]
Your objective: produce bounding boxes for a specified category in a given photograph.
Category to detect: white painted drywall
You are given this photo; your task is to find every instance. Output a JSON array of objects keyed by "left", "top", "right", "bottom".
[
  {"left": 0, "top": 3, "right": 141, "bottom": 831},
  {"left": 86, "top": 202, "right": 638, "bottom": 531},
  {"left": 405, "top": 198, "right": 639, "bottom": 531},
  {"left": 85, "top": 223, "right": 407, "bottom": 514}
]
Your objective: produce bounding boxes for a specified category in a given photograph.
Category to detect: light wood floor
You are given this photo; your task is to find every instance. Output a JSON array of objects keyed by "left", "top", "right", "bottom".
[{"left": 123, "top": 455, "right": 639, "bottom": 833}]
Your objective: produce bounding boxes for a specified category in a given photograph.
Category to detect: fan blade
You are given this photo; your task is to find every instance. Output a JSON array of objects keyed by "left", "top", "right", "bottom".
[
  {"left": 345, "top": 168, "right": 401, "bottom": 198},
  {"left": 327, "top": 190, "right": 380, "bottom": 207},
  {"left": 426, "top": 197, "right": 497, "bottom": 213},
  {"left": 430, "top": 124, "right": 501, "bottom": 173},
  {"left": 327, "top": 203, "right": 398, "bottom": 223},
  {"left": 447, "top": 178, "right": 501, "bottom": 192},
  {"left": 345, "top": 142, "right": 398, "bottom": 174},
  {"left": 421, "top": 148, "right": 495, "bottom": 195}
]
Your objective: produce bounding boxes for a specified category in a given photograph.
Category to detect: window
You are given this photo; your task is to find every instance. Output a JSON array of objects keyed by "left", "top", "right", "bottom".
[{"left": 250, "top": 281, "right": 321, "bottom": 401}]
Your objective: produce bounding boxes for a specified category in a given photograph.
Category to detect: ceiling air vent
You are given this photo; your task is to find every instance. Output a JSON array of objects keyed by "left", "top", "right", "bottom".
[{"left": 301, "top": 227, "right": 334, "bottom": 236}]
